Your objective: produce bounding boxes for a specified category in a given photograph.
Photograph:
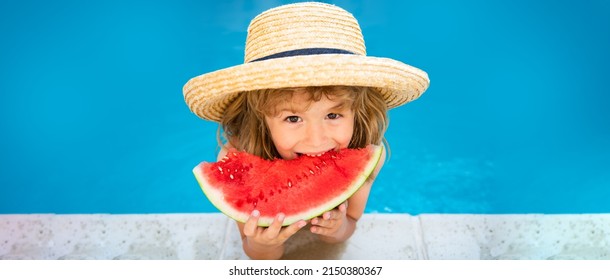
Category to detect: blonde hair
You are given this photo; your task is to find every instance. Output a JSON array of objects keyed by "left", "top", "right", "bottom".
[{"left": 219, "top": 86, "right": 388, "bottom": 160}]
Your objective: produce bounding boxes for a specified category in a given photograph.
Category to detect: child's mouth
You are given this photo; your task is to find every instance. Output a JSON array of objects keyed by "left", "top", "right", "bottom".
[{"left": 296, "top": 149, "right": 333, "bottom": 158}]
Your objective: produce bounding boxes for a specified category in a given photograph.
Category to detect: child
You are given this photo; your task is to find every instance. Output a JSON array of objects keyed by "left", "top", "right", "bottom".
[{"left": 183, "top": 2, "right": 429, "bottom": 259}]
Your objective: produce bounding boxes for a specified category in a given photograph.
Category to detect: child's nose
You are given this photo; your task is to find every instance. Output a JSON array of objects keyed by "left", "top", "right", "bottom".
[{"left": 304, "top": 122, "right": 328, "bottom": 147}]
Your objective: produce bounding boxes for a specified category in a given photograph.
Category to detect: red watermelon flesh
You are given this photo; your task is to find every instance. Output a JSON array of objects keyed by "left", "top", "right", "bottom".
[{"left": 193, "top": 145, "right": 383, "bottom": 226}]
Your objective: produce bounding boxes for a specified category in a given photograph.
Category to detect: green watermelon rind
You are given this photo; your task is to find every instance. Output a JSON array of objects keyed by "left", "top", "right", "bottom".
[{"left": 193, "top": 145, "right": 384, "bottom": 227}]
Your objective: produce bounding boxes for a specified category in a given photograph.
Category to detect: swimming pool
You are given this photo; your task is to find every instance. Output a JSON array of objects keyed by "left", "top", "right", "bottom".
[{"left": 1, "top": 0, "right": 609, "bottom": 214}]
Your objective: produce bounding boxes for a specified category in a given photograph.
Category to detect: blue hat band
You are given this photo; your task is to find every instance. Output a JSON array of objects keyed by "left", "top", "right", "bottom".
[{"left": 249, "top": 48, "right": 355, "bottom": 62}]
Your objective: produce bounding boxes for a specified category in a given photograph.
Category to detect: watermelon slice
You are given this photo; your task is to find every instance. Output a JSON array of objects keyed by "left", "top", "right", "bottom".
[{"left": 193, "top": 145, "right": 383, "bottom": 226}]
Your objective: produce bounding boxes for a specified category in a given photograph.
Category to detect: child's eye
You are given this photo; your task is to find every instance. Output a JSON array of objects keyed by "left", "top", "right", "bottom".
[
  {"left": 327, "top": 113, "right": 341, "bottom": 119},
  {"left": 285, "top": 116, "right": 301, "bottom": 123}
]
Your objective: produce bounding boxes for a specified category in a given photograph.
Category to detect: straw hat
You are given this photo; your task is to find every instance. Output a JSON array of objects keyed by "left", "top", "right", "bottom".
[{"left": 183, "top": 2, "right": 430, "bottom": 122}]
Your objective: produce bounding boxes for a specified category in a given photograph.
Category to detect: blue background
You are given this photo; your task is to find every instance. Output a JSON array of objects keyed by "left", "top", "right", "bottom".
[{"left": 1, "top": 0, "right": 609, "bottom": 214}]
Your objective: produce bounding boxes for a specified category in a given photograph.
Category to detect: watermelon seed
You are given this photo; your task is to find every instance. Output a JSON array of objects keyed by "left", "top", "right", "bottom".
[
  {"left": 309, "top": 169, "right": 315, "bottom": 175},
  {"left": 229, "top": 174, "right": 234, "bottom": 180},
  {"left": 217, "top": 166, "right": 223, "bottom": 173},
  {"left": 287, "top": 180, "right": 292, "bottom": 188}
]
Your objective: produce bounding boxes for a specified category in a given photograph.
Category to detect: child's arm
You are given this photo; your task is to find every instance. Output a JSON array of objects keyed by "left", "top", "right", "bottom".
[
  {"left": 237, "top": 213, "right": 306, "bottom": 260},
  {"left": 310, "top": 146, "right": 386, "bottom": 243}
]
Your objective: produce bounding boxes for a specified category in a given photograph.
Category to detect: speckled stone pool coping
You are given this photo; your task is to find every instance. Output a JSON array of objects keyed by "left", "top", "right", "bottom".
[{"left": 1, "top": 214, "right": 608, "bottom": 260}]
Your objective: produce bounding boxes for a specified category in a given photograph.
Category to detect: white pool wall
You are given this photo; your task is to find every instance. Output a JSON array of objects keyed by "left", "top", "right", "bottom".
[{"left": 1, "top": 214, "right": 608, "bottom": 259}]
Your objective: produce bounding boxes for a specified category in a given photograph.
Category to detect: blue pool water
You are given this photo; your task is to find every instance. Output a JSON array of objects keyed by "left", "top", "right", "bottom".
[{"left": 1, "top": 0, "right": 609, "bottom": 214}]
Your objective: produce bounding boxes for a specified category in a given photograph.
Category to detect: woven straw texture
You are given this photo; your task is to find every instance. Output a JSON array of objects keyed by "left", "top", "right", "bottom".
[{"left": 184, "top": 2, "right": 430, "bottom": 122}]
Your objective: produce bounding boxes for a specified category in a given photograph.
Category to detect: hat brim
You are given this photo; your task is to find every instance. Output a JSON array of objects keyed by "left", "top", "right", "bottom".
[{"left": 183, "top": 54, "right": 430, "bottom": 122}]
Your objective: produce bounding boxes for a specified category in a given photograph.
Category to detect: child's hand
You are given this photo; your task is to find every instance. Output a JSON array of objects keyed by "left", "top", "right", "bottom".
[
  {"left": 310, "top": 201, "right": 350, "bottom": 242},
  {"left": 241, "top": 210, "right": 306, "bottom": 259}
]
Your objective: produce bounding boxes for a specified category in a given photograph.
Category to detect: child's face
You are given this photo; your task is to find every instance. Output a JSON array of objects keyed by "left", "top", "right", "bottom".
[{"left": 265, "top": 89, "right": 354, "bottom": 160}]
